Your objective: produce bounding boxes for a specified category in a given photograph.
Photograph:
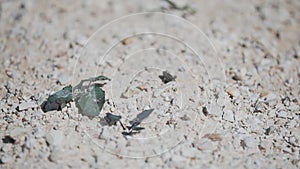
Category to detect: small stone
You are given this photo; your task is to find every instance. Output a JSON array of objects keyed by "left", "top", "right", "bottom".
[
  {"left": 0, "top": 86, "right": 7, "bottom": 100},
  {"left": 18, "top": 101, "right": 37, "bottom": 111},
  {"left": 223, "top": 109, "right": 235, "bottom": 122},
  {"left": 282, "top": 146, "right": 293, "bottom": 154},
  {"left": 171, "top": 96, "right": 182, "bottom": 108},
  {"left": 121, "top": 38, "right": 133, "bottom": 45},
  {"left": 1, "top": 143, "right": 13, "bottom": 152},
  {"left": 232, "top": 74, "right": 242, "bottom": 81},
  {"left": 5, "top": 70, "right": 21, "bottom": 79},
  {"left": 205, "top": 102, "right": 222, "bottom": 117},
  {"left": 5, "top": 70, "right": 13, "bottom": 78},
  {"left": 247, "top": 117, "right": 264, "bottom": 133},
  {"left": 226, "top": 87, "right": 239, "bottom": 98},
  {"left": 57, "top": 73, "right": 70, "bottom": 85},
  {"left": 75, "top": 35, "right": 88, "bottom": 46},
  {"left": 0, "top": 154, "right": 13, "bottom": 164},
  {"left": 276, "top": 110, "right": 287, "bottom": 118},
  {"left": 264, "top": 93, "right": 278, "bottom": 107},
  {"left": 242, "top": 136, "right": 259, "bottom": 148},
  {"left": 45, "top": 130, "right": 64, "bottom": 148},
  {"left": 216, "top": 91, "right": 230, "bottom": 106}
]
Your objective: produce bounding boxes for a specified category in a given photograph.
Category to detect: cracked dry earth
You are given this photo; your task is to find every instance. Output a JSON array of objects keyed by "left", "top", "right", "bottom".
[{"left": 0, "top": 0, "right": 300, "bottom": 169}]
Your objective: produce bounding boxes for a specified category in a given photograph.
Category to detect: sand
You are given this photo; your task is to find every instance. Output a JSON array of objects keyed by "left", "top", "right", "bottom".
[{"left": 0, "top": 0, "right": 299, "bottom": 168}]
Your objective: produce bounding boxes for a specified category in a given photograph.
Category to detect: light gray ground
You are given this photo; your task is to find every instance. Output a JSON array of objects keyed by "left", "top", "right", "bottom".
[{"left": 0, "top": 0, "right": 299, "bottom": 168}]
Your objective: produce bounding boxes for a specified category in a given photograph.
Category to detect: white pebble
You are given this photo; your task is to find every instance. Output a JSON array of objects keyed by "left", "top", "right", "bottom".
[
  {"left": 206, "top": 102, "right": 222, "bottom": 117},
  {"left": 18, "top": 101, "right": 37, "bottom": 111},
  {"left": 243, "top": 136, "right": 258, "bottom": 148},
  {"left": 0, "top": 154, "right": 13, "bottom": 164},
  {"left": 223, "top": 109, "right": 235, "bottom": 122},
  {"left": 276, "top": 110, "right": 287, "bottom": 118},
  {"left": 45, "top": 130, "right": 64, "bottom": 148}
]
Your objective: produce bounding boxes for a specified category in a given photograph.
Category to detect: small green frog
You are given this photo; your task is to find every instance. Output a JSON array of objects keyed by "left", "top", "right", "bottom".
[{"left": 41, "top": 75, "right": 110, "bottom": 117}]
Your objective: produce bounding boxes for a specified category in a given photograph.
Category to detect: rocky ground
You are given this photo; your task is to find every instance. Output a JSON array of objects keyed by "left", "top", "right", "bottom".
[{"left": 0, "top": 0, "right": 299, "bottom": 168}]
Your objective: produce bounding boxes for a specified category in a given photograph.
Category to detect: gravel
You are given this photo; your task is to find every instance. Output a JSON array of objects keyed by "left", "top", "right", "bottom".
[{"left": 1, "top": 0, "right": 299, "bottom": 168}]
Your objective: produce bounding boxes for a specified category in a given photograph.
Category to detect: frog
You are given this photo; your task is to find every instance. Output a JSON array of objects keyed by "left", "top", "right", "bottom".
[{"left": 41, "top": 75, "right": 110, "bottom": 117}]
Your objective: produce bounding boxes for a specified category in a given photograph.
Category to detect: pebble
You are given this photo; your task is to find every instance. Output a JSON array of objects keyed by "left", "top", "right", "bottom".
[
  {"left": 226, "top": 87, "right": 239, "bottom": 98},
  {"left": 276, "top": 110, "right": 287, "bottom": 118},
  {"left": 247, "top": 117, "right": 264, "bottom": 133},
  {"left": 45, "top": 130, "right": 64, "bottom": 148},
  {"left": 0, "top": 154, "right": 13, "bottom": 164},
  {"left": 171, "top": 95, "right": 182, "bottom": 108},
  {"left": 264, "top": 92, "right": 278, "bottom": 107},
  {"left": 217, "top": 91, "right": 230, "bottom": 106},
  {"left": 223, "top": 109, "right": 235, "bottom": 122},
  {"left": 18, "top": 101, "right": 37, "bottom": 111},
  {"left": 75, "top": 34, "right": 88, "bottom": 46},
  {"left": 0, "top": 86, "right": 7, "bottom": 100},
  {"left": 121, "top": 38, "right": 133, "bottom": 45},
  {"left": 282, "top": 146, "right": 293, "bottom": 154},
  {"left": 205, "top": 102, "right": 222, "bottom": 117},
  {"left": 0, "top": 1, "right": 299, "bottom": 168},
  {"left": 243, "top": 136, "right": 259, "bottom": 148},
  {"left": 1, "top": 144, "right": 13, "bottom": 152},
  {"left": 57, "top": 73, "right": 70, "bottom": 85},
  {"left": 5, "top": 69, "right": 20, "bottom": 79}
]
